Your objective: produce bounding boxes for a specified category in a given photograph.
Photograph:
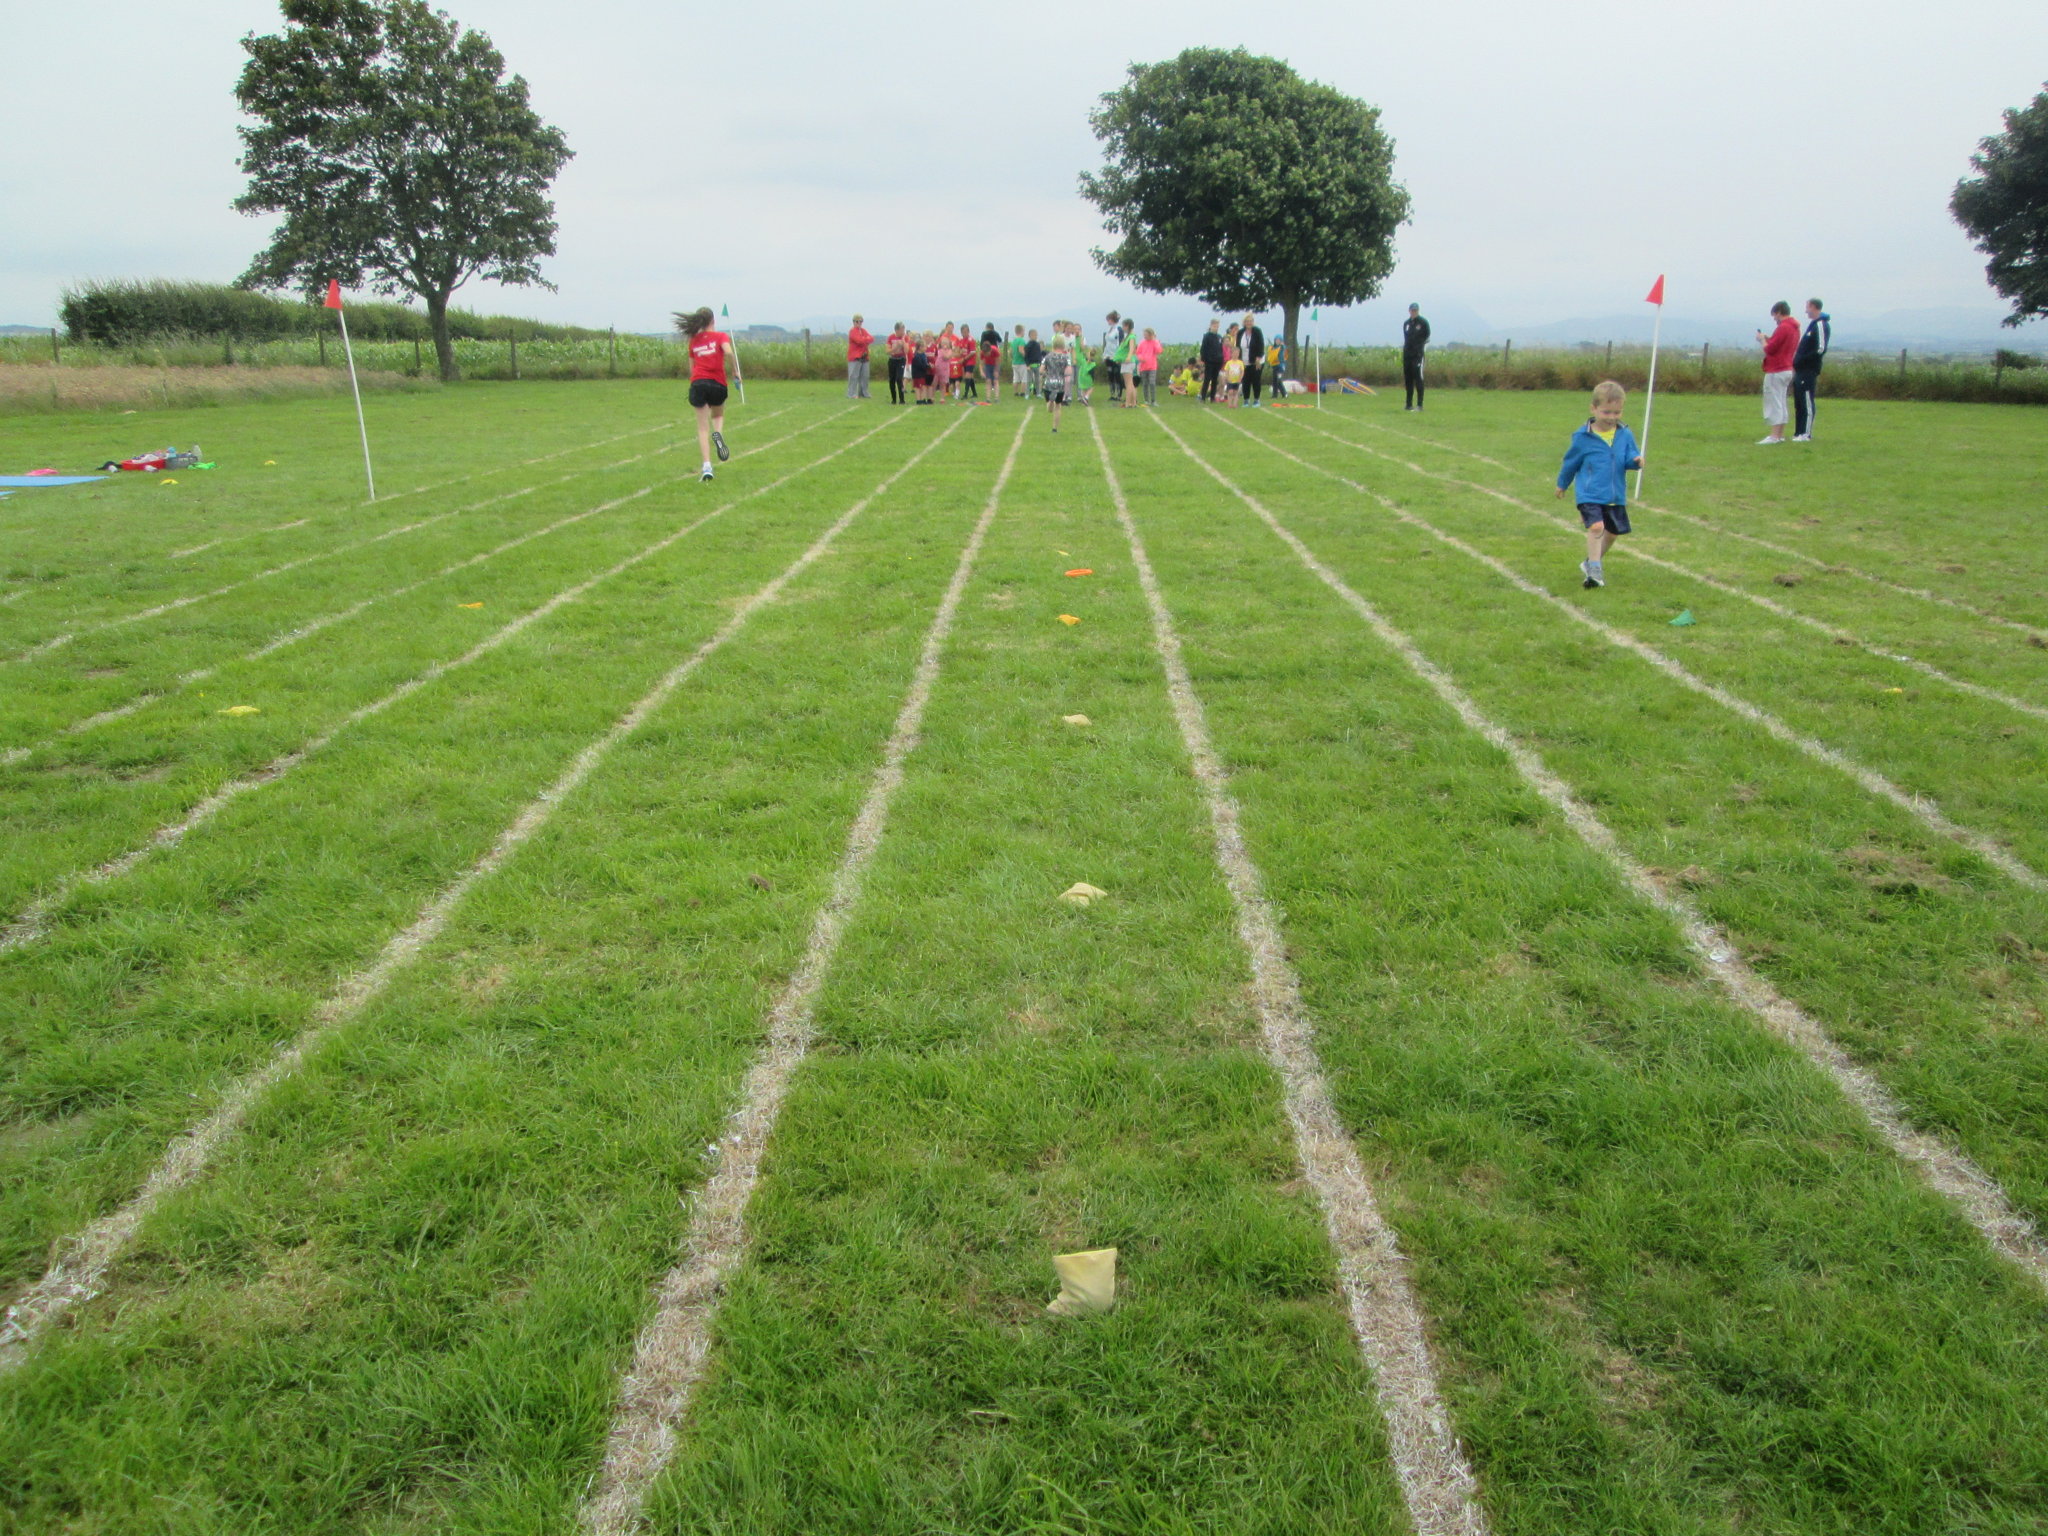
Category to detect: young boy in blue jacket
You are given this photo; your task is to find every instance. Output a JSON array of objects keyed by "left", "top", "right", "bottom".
[{"left": 1555, "top": 380, "right": 1644, "bottom": 589}]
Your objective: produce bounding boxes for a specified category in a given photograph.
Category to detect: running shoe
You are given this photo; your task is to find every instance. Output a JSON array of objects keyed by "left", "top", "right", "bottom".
[
  {"left": 1792, "top": 433, "right": 1812, "bottom": 442},
  {"left": 1756, "top": 436, "right": 1781, "bottom": 446},
  {"left": 1580, "top": 559, "right": 1604, "bottom": 589},
  {"left": 700, "top": 464, "right": 714, "bottom": 482},
  {"left": 712, "top": 430, "right": 729, "bottom": 462}
]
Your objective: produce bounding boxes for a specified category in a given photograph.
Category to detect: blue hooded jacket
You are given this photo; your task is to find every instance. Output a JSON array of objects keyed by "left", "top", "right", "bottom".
[{"left": 1556, "top": 419, "right": 1642, "bottom": 506}]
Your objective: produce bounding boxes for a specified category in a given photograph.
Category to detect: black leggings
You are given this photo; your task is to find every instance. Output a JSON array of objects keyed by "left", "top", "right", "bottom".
[
  {"left": 1403, "top": 356, "right": 1426, "bottom": 409},
  {"left": 887, "top": 357, "right": 906, "bottom": 404},
  {"left": 1243, "top": 363, "right": 1263, "bottom": 404},
  {"left": 1201, "top": 360, "right": 1221, "bottom": 401}
]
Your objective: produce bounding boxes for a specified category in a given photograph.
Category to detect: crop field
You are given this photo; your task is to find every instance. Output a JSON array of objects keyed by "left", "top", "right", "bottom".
[{"left": 1, "top": 379, "right": 2046, "bottom": 1535}]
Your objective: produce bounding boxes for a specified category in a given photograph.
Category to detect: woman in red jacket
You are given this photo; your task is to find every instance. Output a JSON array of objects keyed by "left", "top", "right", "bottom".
[{"left": 1756, "top": 301, "right": 1799, "bottom": 445}]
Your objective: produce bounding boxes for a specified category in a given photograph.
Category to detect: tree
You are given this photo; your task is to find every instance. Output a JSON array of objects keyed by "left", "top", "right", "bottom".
[
  {"left": 234, "top": 0, "right": 572, "bottom": 380},
  {"left": 1080, "top": 49, "right": 1409, "bottom": 369},
  {"left": 1952, "top": 84, "right": 2048, "bottom": 329}
]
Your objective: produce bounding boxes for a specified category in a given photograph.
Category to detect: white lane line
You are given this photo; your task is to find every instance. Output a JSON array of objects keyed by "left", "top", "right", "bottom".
[
  {"left": 359, "top": 417, "right": 684, "bottom": 507},
  {"left": 0, "top": 411, "right": 908, "bottom": 954},
  {"left": 3, "top": 417, "right": 725, "bottom": 664},
  {"left": 1156, "top": 413, "right": 2048, "bottom": 1301},
  {"left": 577, "top": 409, "right": 1027, "bottom": 1536},
  {"left": 1281, "top": 418, "right": 2048, "bottom": 724},
  {"left": 1353, "top": 417, "right": 2048, "bottom": 642},
  {"left": 1201, "top": 414, "right": 2047, "bottom": 892},
  {"left": 0, "top": 408, "right": 815, "bottom": 767},
  {"left": 171, "top": 519, "right": 311, "bottom": 561},
  {"left": 1095, "top": 413, "right": 1490, "bottom": 1536},
  {"left": 0, "top": 409, "right": 976, "bottom": 1378}
]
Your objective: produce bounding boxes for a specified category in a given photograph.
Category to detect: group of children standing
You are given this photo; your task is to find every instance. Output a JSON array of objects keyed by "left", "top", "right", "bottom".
[{"left": 869, "top": 313, "right": 1166, "bottom": 433}]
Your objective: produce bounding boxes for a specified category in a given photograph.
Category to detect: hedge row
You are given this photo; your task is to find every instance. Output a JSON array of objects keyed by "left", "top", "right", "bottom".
[{"left": 58, "top": 280, "right": 611, "bottom": 345}]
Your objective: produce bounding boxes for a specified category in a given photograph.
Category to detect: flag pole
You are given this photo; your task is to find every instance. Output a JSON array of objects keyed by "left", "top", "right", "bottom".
[
  {"left": 326, "top": 280, "right": 376, "bottom": 501},
  {"left": 1635, "top": 275, "right": 1665, "bottom": 500},
  {"left": 1312, "top": 308, "right": 1322, "bottom": 409}
]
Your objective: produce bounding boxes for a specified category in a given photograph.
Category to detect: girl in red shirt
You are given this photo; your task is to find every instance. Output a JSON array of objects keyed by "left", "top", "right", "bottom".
[{"left": 676, "top": 306, "right": 736, "bottom": 481}]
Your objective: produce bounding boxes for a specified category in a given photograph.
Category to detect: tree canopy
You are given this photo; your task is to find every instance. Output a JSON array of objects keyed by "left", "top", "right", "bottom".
[
  {"left": 1952, "top": 83, "right": 2048, "bottom": 329},
  {"left": 234, "top": 0, "right": 572, "bottom": 379},
  {"left": 1080, "top": 49, "right": 1409, "bottom": 364}
]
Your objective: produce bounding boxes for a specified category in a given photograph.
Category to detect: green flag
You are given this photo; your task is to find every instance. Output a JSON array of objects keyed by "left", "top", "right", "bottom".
[
  {"left": 721, "top": 304, "right": 729, "bottom": 317},
  {"left": 1310, "top": 308, "right": 1319, "bottom": 321}
]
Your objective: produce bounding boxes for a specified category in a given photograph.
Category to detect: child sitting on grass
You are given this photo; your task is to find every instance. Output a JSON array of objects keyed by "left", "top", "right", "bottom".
[{"left": 1555, "top": 379, "right": 1644, "bottom": 589}]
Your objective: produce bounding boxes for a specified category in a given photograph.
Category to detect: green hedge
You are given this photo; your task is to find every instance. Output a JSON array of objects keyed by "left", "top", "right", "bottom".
[{"left": 58, "top": 280, "right": 612, "bottom": 345}]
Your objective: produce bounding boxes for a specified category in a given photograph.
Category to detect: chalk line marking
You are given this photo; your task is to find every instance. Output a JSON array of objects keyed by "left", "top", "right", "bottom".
[
  {"left": 1156, "top": 412, "right": 2048, "bottom": 1301},
  {"left": 1204, "top": 412, "right": 2047, "bottom": 892},
  {"left": 0, "top": 409, "right": 975, "bottom": 1376},
  {"left": 1352, "top": 416, "right": 2048, "bottom": 642},
  {"left": 1280, "top": 417, "right": 2048, "bottom": 724},
  {"left": 0, "top": 408, "right": 814, "bottom": 767},
  {"left": 170, "top": 518, "right": 311, "bottom": 562},
  {"left": 575, "top": 409, "right": 1028, "bottom": 1536},
  {"left": 0, "top": 410, "right": 907, "bottom": 954},
  {"left": 1096, "top": 413, "right": 1489, "bottom": 1536},
  {"left": 4, "top": 416, "right": 744, "bottom": 664}
]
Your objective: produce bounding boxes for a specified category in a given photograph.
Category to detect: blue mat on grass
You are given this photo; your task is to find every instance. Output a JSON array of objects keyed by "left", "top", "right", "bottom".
[{"left": 0, "top": 475, "right": 106, "bottom": 487}]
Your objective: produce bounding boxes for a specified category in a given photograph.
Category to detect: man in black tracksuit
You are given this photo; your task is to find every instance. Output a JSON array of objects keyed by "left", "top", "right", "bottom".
[
  {"left": 1401, "top": 304, "right": 1430, "bottom": 411},
  {"left": 1241, "top": 314, "right": 1267, "bottom": 405},
  {"left": 1199, "top": 320, "right": 1224, "bottom": 403},
  {"left": 1792, "top": 299, "right": 1829, "bottom": 441}
]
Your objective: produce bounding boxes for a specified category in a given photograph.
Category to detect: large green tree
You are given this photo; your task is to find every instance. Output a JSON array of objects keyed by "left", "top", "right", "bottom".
[
  {"left": 1080, "top": 49, "right": 1409, "bottom": 367},
  {"left": 234, "top": 0, "right": 572, "bottom": 380},
  {"left": 1952, "top": 84, "right": 2048, "bottom": 329}
]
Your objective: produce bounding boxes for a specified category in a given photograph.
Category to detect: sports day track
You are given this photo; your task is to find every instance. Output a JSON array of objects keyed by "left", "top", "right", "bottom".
[{"left": 2, "top": 382, "right": 2045, "bottom": 1536}]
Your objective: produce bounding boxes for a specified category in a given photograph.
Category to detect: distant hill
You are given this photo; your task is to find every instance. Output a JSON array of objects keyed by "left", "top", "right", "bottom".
[
  {"left": 1452, "top": 306, "right": 2046, "bottom": 356},
  {"left": 1, "top": 324, "right": 53, "bottom": 336}
]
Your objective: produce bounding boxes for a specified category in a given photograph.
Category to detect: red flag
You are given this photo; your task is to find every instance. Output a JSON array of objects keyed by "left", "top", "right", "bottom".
[
  {"left": 323, "top": 279, "right": 343, "bottom": 310},
  {"left": 1644, "top": 274, "right": 1666, "bottom": 306}
]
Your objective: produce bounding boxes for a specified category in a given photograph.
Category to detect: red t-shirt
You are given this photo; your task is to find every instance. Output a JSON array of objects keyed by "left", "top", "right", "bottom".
[
  {"left": 981, "top": 341, "right": 1000, "bottom": 368},
  {"left": 1762, "top": 316, "right": 1798, "bottom": 372},
  {"left": 847, "top": 325, "right": 872, "bottom": 361},
  {"left": 689, "top": 331, "right": 730, "bottom": 383}
]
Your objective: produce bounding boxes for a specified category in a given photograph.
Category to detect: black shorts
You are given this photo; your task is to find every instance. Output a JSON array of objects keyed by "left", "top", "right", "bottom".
[
  {"left": 1042, "top": 386, "right": 1067, "bottom": 405},
  {"left": 688, "top": 380, "right": 728, "bottom": 409},
  {"left": 1578, "top": 502, "right": 1631, "bottom": 535}
]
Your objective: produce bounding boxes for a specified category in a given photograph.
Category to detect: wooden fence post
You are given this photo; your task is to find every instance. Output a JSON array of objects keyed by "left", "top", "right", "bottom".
[
  {"left": 414, "top": 336, "right": 423, "bottom": 375},
  {"left": 1503, "top": 338, "right": 1512, "bottom": 366},
  {"left": 608, "top": 326, "right": 617, "bottom": 377},
  {"left": 50, "top": 327, "right": 60, "bottom": 364},
  {"left": 1605, "top": 340, "right": 1613, "bottom": 367},
  {"left": 1701, "top": 341, "right": 1710, "bottom": 374},
  {"left": 318, "top": 330, "right": 326, "bottom": 366},
  {"left": 1898, "top": 348, "right": 1907, "bottom": 381},
  {"left": 510, "top": 331, "right": 519, "bottom": 380},
  {"left": 224, "top": 335, "right": 234, "bottom": 366},
  {"left": 803, "top": 327, "right": 812, "bottom": 362}
]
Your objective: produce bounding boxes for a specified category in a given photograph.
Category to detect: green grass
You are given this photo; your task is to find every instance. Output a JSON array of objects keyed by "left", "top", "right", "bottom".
[{"left": 2, "top": 383, "right": 2045, "bottom": 1534}]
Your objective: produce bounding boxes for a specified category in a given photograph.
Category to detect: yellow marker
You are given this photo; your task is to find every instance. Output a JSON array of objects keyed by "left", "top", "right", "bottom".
[
  {"left": 159, "top": 478, "right": 178, "bottom": 486},
  {"left": 1059, "top": 882, "right": 1107, "bottom": 906},
  {"left": 219, "top": 705, "right": 261, "bottom": 716},
  {"left": 264, "top": 459, "right": 277, "bottom": 466},
  {"left": 1061, "top": 714, "right": 1090, "bottom": 726},
  {"left": 458, "top": 601, "right": 484, "bottom": 608},
  {"left": 1047, "top": 1248, "right": 1117, "bottom": 1317},
  {"left": 1884, "top": 687, "right": 1905, "bottom": 694},
  {"left": 1058, "top": 614, "right": 1081, "bottom": 626}
]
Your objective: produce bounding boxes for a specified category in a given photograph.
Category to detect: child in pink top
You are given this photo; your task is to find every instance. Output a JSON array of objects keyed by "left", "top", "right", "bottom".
[{"left": 1133, "top": 328, "right": 1165, "bottom": 407}]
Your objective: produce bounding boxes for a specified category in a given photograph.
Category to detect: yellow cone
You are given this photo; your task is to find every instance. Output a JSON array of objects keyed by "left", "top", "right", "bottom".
[
  {"left": 1058, "top": 614, "right": 1081, "bottom": 626},
  {"left": 1059, "top": 882, "right": 1107, "bottom": 906},
  {"left": 219, "top": 705, "right": 260, "bottom": 716},
  {"left": 1062, "top": 714, "right": 1090, "bottom": 726},
  {"left": 1047, "top": 1248, "right": 1117, "bottom": 1317}
]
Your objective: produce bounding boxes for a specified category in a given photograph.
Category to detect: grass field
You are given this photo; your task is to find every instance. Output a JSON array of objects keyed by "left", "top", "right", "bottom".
[{"left": 2, "top": 378, "right": 2045, "bottom": 1535}]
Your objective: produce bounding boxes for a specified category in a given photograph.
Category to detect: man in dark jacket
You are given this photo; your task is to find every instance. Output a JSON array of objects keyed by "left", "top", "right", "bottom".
[
  {"left": 1199, "top": 320, "right": 1224, "bottom": 403},
  {"left": 1241, "top": 313, "right": 1268, "bottom": 405},
  {"left": 1401, "top": 304, "right": 1430, "bottom": 411},
  {"left": 1792, "top": 299, "right": 1829, "bottom": 441}
]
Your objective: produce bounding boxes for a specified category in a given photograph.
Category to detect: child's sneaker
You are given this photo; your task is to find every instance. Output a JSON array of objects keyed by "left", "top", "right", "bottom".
[
  {"left": 1756, "top": 436, "right": 1781, "bottom": 445},
  {"left": 712, "top": 430, "right": 729, "bottom": 462},
  {"left": 700, "top": 463, "right": 714, "bottom": 482},
  {"left": 1581, "top": 559, "right": 1604, "bottom": 589}
]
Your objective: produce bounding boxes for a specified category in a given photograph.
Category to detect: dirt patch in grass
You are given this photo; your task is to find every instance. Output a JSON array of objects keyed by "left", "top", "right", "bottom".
[{"left": 1844, "top": 845, "right": 1952, "bottom": 897}]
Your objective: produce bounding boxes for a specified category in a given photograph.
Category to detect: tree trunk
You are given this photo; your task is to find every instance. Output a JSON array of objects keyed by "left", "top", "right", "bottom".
[
  {"left": 1280, "top": 295, "right": 1301, "bottom": 383},
  {"left": 427, "top": 291, "right": 459, "bottom": 382}
]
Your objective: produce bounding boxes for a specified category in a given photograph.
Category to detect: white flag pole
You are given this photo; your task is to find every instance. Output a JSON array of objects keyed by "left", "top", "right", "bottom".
[
  {"left": 1635, "top": 287, "right": 1664, "bottom": 500},
  {"left": 334, "top": 300, "right": 376, "bottom": 501},
  {"left": 1314, "top": 312, "right": 1323, "bottom": 409},
  {"left": 731, "top": 338, "right": 747, "bottom": 406}
]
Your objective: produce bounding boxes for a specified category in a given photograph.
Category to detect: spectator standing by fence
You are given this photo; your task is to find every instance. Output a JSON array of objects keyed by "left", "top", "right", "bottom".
[
  {"left": 1756, "top": 301, "right": 1799, "bottom": 443},
  {"left": 1401, "top": 303, "right": 1430, "bottom": 410},
  {"left": 1793, "top": 298, "right": 1829, "bottom": 441},
  {"left": 885, "top": 323, "right": 909, "bottom": 405},
  {"left": 846, "top": 315, "right": 873, "bottom": 399}
]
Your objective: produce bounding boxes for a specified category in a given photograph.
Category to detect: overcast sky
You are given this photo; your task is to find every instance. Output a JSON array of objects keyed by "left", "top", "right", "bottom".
[{"left": 5, "top": 0, "right": 2044, "bottom": 342}]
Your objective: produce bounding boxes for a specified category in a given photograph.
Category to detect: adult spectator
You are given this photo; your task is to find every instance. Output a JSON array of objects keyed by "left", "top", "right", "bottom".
[
  {"left": 1792, "top": 298, "right": 1830, "bottom": 441},
  {"left": 1241, "top": 313, "right": 1267, "bottom": 405},
  {"left": 1755, "top": 300, "right": 1799, "bottom": 444},
  {"left": 846, "top": 314, "right": 873, "bottom": 400},
  {"left": 1401, "top": 303, "right": 1430, "bottom": 411},
  {"left": 1199, "top": 319, "right": 1224, "bottom": 403}
]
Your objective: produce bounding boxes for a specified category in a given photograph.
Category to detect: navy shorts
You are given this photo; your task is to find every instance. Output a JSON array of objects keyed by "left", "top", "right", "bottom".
[{"left": 1578, "top": 502, "right": 1630, "bottom": 535}]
